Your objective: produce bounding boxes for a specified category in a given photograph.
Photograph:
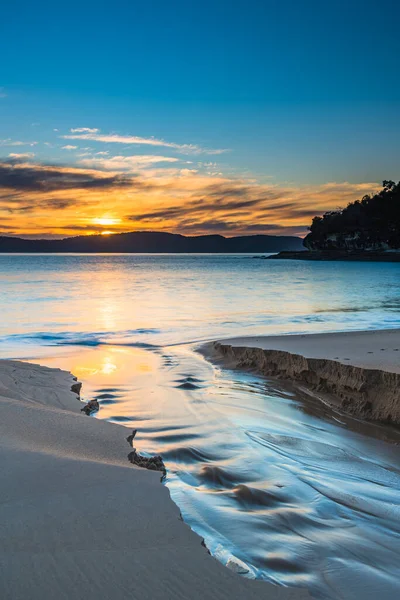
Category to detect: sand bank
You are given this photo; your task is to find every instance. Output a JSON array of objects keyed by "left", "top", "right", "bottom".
[
  {"left": 204, "top": 329, "right": 400, "bottom": 424},
  {"left": 0, "top": 359, "right": 309, "bottom": 600}
]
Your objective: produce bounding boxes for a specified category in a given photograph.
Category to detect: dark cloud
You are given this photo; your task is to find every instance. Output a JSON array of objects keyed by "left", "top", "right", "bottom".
[
  {"left": 0, "top": 223, "right": 16, "bottom": 230},
  {"left": 238, "top": 223, "right": 308, "bottom": 235},
  {"left": 128, "top": 180, "right": 292, "bottom": 223},
  {"left": 191, "top": 197, "right": 265, "bottom": 211},
  {"left": 131, "top": 206, "right": 188, "bottom": 221},
  {"left": 0, "top": 160, "right": 134, "bottom": 192},
  {"left": 5, "top": 197, "right": 83, "bottom": 213},
  {"left": 4, "top": 225, "right": 110, "bottom": 239},
  {"left": 203, "top": 182, "right": 284, "bottom": 202},
  {"left": 0, "top": 232, "right": 72, "bottom": 239},
  {"left": 128, "top": 193, "right": 293, "bottom": 224},
  {"left": 291, "top": 208, "right": 327, "bottom": 218},
  {"left": 42, "top": 197, "right": 83, "bottom": 210},
  {"left": 173, "top": 219, "right": 307, "bottom": 236}
]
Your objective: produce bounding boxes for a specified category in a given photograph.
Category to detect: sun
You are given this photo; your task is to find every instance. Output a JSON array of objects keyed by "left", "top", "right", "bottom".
[
  {"left": 100, "top": 230, "right": 114, "bottom": 235},
  {"left": 93, "top": 217, "right": 121, "bottom": 226}
]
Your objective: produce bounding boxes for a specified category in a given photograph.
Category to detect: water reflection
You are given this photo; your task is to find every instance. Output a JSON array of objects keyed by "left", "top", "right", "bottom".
[
  {"left": 1, "top": 255, "right": 400, "bottom": 348},
  {"left": 35, "top": 343, "right": 400, "bottom": 600}
]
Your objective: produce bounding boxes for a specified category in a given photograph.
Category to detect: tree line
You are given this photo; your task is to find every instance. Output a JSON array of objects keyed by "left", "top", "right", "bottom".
[{"left": 303, "top": 181, "right": 400, "bottom": 251}]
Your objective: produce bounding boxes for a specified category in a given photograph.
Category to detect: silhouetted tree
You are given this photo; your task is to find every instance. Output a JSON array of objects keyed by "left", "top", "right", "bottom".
[{"left": 303, "top": 181, "right": 400, "bottom": 251}]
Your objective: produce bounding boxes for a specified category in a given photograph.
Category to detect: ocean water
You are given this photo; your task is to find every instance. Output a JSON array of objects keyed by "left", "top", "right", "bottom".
[{"left": 1, "top": 253, "right": 400, "bottom": 599}]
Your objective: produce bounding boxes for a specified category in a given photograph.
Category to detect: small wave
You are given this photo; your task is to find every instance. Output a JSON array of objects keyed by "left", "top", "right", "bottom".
[
  {"left": 152, "top": 432, "right": 200, "bottom": 443},
  {"left": 174, "top": 375, "right": 205, "bottom": 390},
  {"left": 0, "top": 329, "right": 161, "bottom": 349},
  {"left": 315, "top": 306, "right": 374, "bottom": 313},
  {"left": 231, "top": 484, "right": 288, "bottom": 509},
  {"left": 162, "top": 446, "right": 220, "bottom": 464},
  {"left": 176, "top": 382, "right": 202, "bottom": 390},
  {"left": 96, "top": 386, "right": 131, "bottom": 392},
  {"left": 197, "top": 465, "right": 242, "bottom": 488}
]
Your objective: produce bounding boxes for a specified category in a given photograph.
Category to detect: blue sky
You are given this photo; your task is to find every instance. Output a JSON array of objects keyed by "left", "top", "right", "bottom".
[{"left": 0, "top": 0, "right": 399, "bottom": 237}]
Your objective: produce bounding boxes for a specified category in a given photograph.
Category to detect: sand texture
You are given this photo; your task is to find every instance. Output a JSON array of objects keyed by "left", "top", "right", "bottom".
[{"left": 0, "top": 359, "right": 309, "bottom": 600}]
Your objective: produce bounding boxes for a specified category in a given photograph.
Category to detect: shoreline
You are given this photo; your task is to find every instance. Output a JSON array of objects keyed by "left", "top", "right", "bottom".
[
  {"left": 0, "top": 359, "right": 309, "bottom": 600},
  {"left": 266, "top": 250, "right": 400, "bottom": 262},
  {"left": 201, "top": 329, "right": 400, "bottom": 425}
]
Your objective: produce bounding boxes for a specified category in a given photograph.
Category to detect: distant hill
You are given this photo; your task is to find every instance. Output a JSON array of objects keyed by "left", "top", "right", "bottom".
[
  {"left": 304, "top": 181, "right": 400, "bottom": 252},
  {"left": 0, "top": 231, "right": 304, "bottom": 253}
]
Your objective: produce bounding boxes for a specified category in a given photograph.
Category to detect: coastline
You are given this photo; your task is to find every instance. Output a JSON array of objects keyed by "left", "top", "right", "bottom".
[
  {"left": 266, "top": 250, "right": 400, "bottom": 261},
  {"left": 201, "top": 329, "right": 400, "bottom": 425},
  {"left": 0, "top": 359, "right": 309, "bottom": 600}
]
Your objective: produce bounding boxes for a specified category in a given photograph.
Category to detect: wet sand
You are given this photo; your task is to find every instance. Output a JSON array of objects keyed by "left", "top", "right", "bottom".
[
  {"left": 0, "top": 358, "right": 309, "bottom": 600},
  {"left": 18, "top": 342, "right": 400, "bottom": 599}
]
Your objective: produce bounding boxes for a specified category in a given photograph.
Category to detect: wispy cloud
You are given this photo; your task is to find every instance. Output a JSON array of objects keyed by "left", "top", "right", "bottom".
[
  {"left": 61, "top": 145, "right": 78, "bottom": 150},
  {"left": 70, "top": 127, "right": 100, "bottom": 133},
  {"left": 79, "top": 154, "right": 180, "bottom": 170},
  {"left": 0, "top": 139, "right": 38, "bottom": 147},
  {"left": 60, "top": 130, "right": 228, "bottom": 155},
  {"left": 9, "top": 153, "right": 35, "bottom": 159},
  {"left": 0, "top": 87, "right": 7, "bottom": 99}
]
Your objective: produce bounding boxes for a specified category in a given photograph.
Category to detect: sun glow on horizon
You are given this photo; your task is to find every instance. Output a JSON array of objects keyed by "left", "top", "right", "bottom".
[{"left": 93, "top": 217, "right": 121, "bottom": 226}]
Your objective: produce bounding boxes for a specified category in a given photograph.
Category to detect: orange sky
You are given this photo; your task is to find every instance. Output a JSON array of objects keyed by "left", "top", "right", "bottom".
[{"left": 0, "top": 158, "right": 380, "bottom": 239}]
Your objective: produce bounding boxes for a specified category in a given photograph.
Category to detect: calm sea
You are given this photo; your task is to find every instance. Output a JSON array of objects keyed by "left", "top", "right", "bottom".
[
  {"left": 1, "top": 253, "right": 400, "bottom": 351},
  {"left": 1, "top": 253, "right": 400, "bottom": 599}
]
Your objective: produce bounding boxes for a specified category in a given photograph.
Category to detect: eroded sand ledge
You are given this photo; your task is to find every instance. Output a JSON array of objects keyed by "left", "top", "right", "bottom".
[
  {"left": 0, "top": 359, "right": 309, "bottom": 600},
  {"left": 204, "top": 330, "right": 400, "bottom": 425}
]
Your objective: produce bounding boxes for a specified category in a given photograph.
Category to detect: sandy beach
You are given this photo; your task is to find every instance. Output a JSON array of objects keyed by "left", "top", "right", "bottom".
[
  {"left": 204, "top": 329, "right": 400, "bottom": 424},
  {"left": 0, "top": 359, "right": 310, "bottom": 600}
]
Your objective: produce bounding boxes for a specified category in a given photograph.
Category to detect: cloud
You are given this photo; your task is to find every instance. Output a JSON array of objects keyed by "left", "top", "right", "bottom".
[
  {"left": 60, "top": 130, "right": 227, "bottom": 154},
  {"left": 0, "top": 160, "right": 135, "bottom": 192},
  {"left": 168, "top": 218, "right": 308, "bottom": 236},
  {"left": 0, "top": 87, "right": 7, "bottom": 99},
  {"left": 70, "top": 127, "right": 100, "bottom": 133},
  {"left": 8, "top": 153, "right": 35, "bottom": 159},
  {"left": 0, "top": 157, "right": 380, "bottom": 239},
  {"left": 61, "top": 145, "right": 78, "bottom": 150},
  {"left": 79, "top": 154, "right": 180, "bottom": 171},
  {"left": 0, "top": 139, "right": 38, "bottom": 147},
  {"left": 7, "top": 197, "right": 83, "bottom": 212},
  {"left": 130, "top": 196, "right": 266, "bottom": 222},
  {"left": 125, "top": 177, "right": 380, "bottom": 237}
]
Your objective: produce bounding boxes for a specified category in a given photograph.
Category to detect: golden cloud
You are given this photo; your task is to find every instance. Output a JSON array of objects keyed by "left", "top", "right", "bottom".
[{"left": 0, "top": 158, "right": 380, "bottom": 239}]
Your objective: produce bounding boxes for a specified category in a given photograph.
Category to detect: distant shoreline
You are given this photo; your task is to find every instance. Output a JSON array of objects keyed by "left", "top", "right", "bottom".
[
  {"left": 0, "top": 231, "right": 303, "bottom": 254},
  {"left": 267, "top": 250, "right": 400, "bottom": 262}
]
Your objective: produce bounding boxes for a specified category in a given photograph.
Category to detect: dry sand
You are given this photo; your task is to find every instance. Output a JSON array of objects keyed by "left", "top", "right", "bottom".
[
  {"left": 214, "top": 329, "right": 400, "bottom": 373},
  {"left": 205, "top": 329, "right": 400, "bottom": 424},
  {"left": 0, "top": 359, "right": 310, "bottom": 600}
]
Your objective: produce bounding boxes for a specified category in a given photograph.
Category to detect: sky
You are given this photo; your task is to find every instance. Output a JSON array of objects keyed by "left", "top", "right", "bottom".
[{"left": 0, "top": 0, "right": 399, "bottom": 239}]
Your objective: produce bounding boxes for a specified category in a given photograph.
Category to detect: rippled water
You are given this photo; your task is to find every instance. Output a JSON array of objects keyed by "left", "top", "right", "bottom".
[{"left": 1, "top": 254, "right": 400, "bottom": 599}]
